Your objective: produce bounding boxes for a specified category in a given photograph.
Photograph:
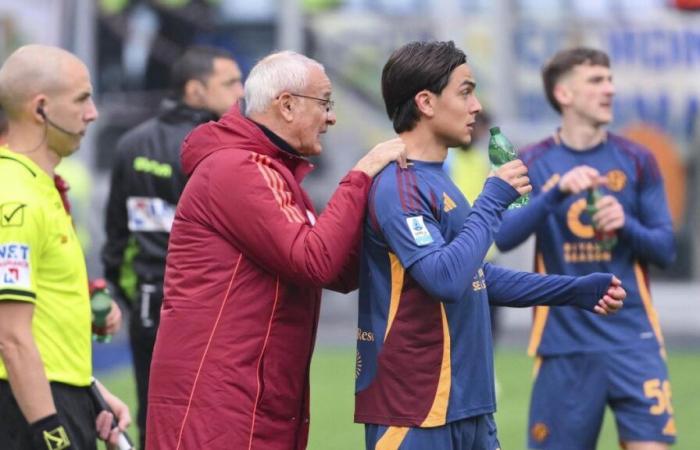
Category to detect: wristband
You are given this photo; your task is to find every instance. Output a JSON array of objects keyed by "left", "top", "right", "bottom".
[{"left": 29, "top": 413, "right": 72, "bottom": 450}]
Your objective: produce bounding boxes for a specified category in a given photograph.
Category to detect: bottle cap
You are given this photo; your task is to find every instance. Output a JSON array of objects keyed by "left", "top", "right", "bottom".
[
  {"left": 90, "top": 278, "right": 107, "bottom": 292},
  {"left": 489, "top": 126, "right": 500, "bottom": 136}
]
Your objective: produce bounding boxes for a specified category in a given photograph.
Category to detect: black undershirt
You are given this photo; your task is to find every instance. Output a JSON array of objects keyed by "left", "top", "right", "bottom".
[{"left": 251, "top": 120, "right": 300, "bottom": 157}]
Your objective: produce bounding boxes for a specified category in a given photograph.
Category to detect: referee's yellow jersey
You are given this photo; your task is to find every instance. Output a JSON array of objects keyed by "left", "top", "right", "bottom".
[{"left": 0, "top": 145, "right": 91, "bottom": 386}]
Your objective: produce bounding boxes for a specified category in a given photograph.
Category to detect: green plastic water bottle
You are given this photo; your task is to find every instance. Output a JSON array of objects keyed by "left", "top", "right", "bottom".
[
  {"left": 488, "top": 127, "right": 529, "bottom": 208},
  {"left": 90, "top": 279, "right": 112, "bottom": 343},
  {"left": 586, "top": 187, "right": 617, "bottom": 251}
]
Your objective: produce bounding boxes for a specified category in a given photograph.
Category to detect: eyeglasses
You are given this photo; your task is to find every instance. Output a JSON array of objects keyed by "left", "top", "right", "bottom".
[{"left": 289, "top": 93, "right": 335, "bottom": 113}]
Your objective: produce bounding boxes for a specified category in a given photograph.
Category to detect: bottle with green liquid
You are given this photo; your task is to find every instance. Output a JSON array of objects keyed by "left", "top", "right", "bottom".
[
  {"left": 488, "top": 127, "right": 529, "bottom": 208},
  {"left": 586, "top": 186, "right": 617, "bottom": 251},
  {"left": 90, "top": 279, "right": 112, "bottom": 343}
]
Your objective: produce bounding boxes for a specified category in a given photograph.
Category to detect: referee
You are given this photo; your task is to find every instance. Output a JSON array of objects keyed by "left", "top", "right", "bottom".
[{"left": 0, "top": 45, "right": 131, "bottom": 450}]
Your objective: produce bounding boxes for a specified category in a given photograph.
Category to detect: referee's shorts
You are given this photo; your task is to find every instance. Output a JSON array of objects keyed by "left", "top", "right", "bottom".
[{"left": 0, "top": 379, "right": 98, "bottom": 450}]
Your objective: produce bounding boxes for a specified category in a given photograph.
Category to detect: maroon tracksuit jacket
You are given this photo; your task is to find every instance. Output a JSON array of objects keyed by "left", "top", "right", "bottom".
[{"left": 146, "top": 109, "right": 370, "bottom": 449}]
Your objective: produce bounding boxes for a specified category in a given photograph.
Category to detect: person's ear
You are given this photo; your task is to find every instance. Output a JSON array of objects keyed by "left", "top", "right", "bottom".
[
  {"left": 32, "top": 95, "right": 48, "bottom": 122},
  {"left": 553, "top": 83, "right": 572, "bottom": 109},
  {"left": 414, "top": 90, "right": 435, "bottom": 118},
  {"left": 277, "top": 93, "right": 295, "bottom": 122},
  {"left": 184, "top": 79, "right": 206, "bottom": 105}
]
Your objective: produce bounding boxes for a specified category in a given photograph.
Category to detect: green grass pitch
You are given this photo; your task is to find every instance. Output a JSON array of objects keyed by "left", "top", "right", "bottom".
[{"left": 99, "top": 348, "right": 699, "bottom": 449}]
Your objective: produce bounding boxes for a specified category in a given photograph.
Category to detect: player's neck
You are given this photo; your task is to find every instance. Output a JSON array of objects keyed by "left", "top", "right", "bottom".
[
  {"left": 5, "top": 127, "right": 60, "bottom": 176},
  {"left": 558, "top": 120, "right": 607, "bottom": 151},
  {"left": 399, "top": 127, "right": 448, "bottom": 162}
]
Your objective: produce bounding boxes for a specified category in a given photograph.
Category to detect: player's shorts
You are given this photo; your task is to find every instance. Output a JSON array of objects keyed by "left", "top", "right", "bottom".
[
  {"left": 527, "top": 349, "right": 676, "bottom": 449},
  {"left": 365, "top": 414, "right": 501, "bottom": 450}
]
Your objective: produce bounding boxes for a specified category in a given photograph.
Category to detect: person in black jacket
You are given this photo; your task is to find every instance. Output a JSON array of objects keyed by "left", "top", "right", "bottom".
[{"left": 101, "top": 45, "right": 243, "bottom": 448}]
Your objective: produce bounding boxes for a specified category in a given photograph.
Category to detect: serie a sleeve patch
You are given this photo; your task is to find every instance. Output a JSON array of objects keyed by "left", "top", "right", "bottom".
[{"left": 406, "top": 216, "right": 433, "bottom": 246}]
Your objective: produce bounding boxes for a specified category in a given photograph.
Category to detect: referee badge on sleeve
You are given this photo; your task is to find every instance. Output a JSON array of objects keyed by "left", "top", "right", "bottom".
[
  {"left": 1, "top": 202, "right": 26, "bottom": 227},
  {"left": 0, "top": 243, "right": 31, "bottom": 289},
  {"left": 406, "top": 216, "right": 433, "bottom": 246}
]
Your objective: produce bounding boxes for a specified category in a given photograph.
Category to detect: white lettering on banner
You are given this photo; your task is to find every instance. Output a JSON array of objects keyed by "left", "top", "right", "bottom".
[
  {"left": 127, "top": 197, "right": 176, "bottom": 232},
  {"left": 609, "top": 28, "right": 700, "bottom": 70},
  {"left": 0, "top": 243, "right": 31, "bottom": 289}
]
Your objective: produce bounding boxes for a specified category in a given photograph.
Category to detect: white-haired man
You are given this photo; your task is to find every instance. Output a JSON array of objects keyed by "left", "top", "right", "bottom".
[
  {"left": 146, "top": 51, "right": 406, "bottom": 450},
  {"left": 101, "top": 45, "right": 244, "bottom": 450}
]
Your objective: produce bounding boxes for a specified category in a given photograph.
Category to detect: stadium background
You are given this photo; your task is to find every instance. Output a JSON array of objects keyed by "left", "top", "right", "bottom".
[{"left": 1, "top": 0, "right": 698, "bottom": 448}]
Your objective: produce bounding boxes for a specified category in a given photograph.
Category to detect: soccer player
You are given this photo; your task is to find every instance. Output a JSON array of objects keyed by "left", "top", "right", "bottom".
[
  {"left": 355, "top": 40, "right": 626, "bottom": 450},
  {"left": 495, "top": 47, "right": 676, "bottom": 450},
  {"left": 0, "top": 44, "right": 131, "bottom": 450}
]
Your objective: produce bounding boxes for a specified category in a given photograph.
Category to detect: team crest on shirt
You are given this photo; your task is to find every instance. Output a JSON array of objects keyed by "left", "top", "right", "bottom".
[
  {"left": 530, "top": 422, "right": 550, "bottom": 443},
  {"left": 0, "top": 243, "right": 31, "bottom": 289},
  {"left": 605, "top": 169, "right": 627, "bottom": 192},
  {"left": 406, "top": 216, "right": 433, "bottom": 246},
  {"left": 0, "top": 202, "right": 26, "bottom": 227}
]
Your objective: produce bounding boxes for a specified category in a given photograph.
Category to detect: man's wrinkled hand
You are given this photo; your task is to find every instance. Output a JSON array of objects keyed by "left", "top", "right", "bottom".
[{"left": 353, "top": 137, "right": 407, "bottom": 177}]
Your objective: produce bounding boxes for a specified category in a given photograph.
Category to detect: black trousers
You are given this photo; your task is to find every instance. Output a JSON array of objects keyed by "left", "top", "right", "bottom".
[
  {"left": 0, "top": 380, "right": 97, "bottom": 450},
  {"left": 128, "top": 282, "right": 162, "bottom": 450}
]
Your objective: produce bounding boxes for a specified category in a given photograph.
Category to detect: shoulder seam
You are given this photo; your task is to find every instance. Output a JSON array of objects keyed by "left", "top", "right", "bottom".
[
  {"left": 521, "top": 137, "right": 555, "bottom": 166},
  {"left": 608, "top": 133, "right": 650, "bottom": 180}
]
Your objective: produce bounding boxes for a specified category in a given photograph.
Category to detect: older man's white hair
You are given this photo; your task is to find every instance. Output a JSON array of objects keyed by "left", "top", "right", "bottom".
[{"left": 244, "top": 51, "right": 325, "bottom": 116}]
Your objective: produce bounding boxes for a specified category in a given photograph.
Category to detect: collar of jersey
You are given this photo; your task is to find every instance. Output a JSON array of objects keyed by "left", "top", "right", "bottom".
[
  {"left": 0, "top": 145, "right": 55, "bottom": 187},
  {"left": 406, "top": 159, "right": 445, "bottom": 169}
]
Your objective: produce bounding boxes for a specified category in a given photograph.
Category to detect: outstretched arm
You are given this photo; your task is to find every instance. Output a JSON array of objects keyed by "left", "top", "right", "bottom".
[
  {"left": 406, "top": 155, "right": 536, "bottom": 303},
  {"left": 407, "top": 178, "right": 516, "bottom": 302},
  {"left": 484, "top": 263, "right": 625, "bottom": 314},
  {"left": 213, "top": 138, "right": 405, "bottom": 288}
]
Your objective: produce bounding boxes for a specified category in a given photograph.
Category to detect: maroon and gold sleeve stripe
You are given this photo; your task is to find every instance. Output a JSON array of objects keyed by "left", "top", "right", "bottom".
[{"left": 250, "top": 154, "right": 305, "bottom": 224}]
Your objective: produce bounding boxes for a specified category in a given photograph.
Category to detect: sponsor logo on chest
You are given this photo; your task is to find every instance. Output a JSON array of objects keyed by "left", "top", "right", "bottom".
[{"left": 127, "top": 197, "right": 176, "bottom": 232}]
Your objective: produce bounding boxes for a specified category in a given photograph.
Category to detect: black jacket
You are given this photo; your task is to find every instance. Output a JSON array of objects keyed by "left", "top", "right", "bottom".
[{"left": 101, "top": 101, "right": 217, "bottom": 305}]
